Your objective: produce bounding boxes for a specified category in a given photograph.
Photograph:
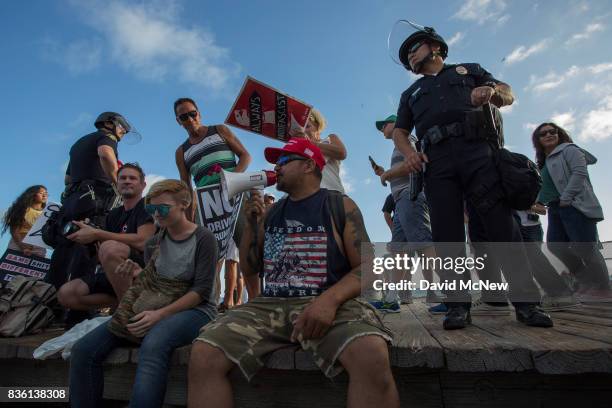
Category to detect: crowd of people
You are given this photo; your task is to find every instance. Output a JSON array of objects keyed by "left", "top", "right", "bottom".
[{"left": 1, "top": 24, "right": 610, "bottom": 408}]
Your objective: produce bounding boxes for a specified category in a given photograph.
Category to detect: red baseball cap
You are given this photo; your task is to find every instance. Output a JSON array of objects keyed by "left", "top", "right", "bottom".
[{"left": 264, "top": 138, "right": 326, "bottom": 170}]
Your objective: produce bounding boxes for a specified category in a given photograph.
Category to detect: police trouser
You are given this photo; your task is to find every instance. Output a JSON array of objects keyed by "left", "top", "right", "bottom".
[{"left": 423, "top": 136, "right": 541, "bottom": 306}]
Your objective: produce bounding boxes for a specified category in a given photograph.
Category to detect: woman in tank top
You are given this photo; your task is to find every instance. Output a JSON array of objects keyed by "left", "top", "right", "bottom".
[
  {"left": 303, "top": 108, "right": 347, "bottom": 194},
  {"left": 173, "top": 98, "right": 251, "bottom": 218}
]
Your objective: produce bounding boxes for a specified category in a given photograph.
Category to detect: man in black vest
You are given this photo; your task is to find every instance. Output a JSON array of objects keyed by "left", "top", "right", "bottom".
[{"left": 391, "top": 26, "right": 552, "bottom": 329}]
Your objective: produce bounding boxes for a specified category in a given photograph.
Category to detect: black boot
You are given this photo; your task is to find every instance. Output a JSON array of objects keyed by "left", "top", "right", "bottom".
[
  {"left": 515, "top": 304, "right": 553, "bottom": 327},
  {"left": 443, "top": 304, "right": 471, "bottom": 330}
]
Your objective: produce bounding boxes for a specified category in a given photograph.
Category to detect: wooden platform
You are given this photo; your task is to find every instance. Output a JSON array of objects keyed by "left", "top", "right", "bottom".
[{"left": 1, "top": 300, "right": 612, "bottom": 407}]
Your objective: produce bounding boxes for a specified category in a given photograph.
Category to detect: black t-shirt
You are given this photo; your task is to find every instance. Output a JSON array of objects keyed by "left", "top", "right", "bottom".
[
  {"left": 67, "top": 130, "right": 118, "bottom": 184},
  {"left": 382, "top": 194, "right": 395, "bottom": 214},
  {"left": 395, "top": 63, "right": 499, "bottom": 140},
  {"left": 105, "top": 199, "right": 152, "bottom": 235}
]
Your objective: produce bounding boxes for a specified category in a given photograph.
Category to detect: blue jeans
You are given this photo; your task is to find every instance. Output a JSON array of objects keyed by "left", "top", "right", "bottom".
[
  {"left": 69, "top": 309, "right": 211, "bottom": 408},
  {"left": 547, "top": 203, "right": 609, "bottom": 290},
  {"left": 390, "top": 190, "right": 432, "bottom": 249}
]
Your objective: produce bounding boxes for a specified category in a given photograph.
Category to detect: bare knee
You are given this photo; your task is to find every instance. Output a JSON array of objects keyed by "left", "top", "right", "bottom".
[
  {"left": 98, "top": 240, "right": 130, "bottom": 266},
  {"left": 57, "top": 279, "right": 88, "bottom": 308},
  {"left": 189, "top": 341, "right": 233, "bottom": 381},
  {"left": 340, "top": 335, "right": 392, "bottom": 378}
]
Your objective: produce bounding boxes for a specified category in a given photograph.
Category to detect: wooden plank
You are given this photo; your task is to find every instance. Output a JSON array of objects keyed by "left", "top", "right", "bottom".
[
  {"left": 552, "top": 305, "right": 612, "bottom": 318},
  {"left": 265, "top": 345, "right": 297, "bottom": 370},
  {"left": 550, "top": 318, "right": 612, "bottom": 345},
  {"left": 383, "top": 307, "right": 444, "bottom": 368},
  {"left": 471, "top": 315, "right": 612, "bottom": 374},
  {"left": 409, "top": 302, "right": 532, "bottom": 372},
  {"left": 0, "top": 328, "right": 64, "bottom": 360},
  {"left": 550, "top": 311, "right": 612, "bottom": 326}
]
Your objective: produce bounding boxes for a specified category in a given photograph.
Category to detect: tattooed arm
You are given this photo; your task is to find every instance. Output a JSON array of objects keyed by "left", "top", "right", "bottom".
[
  {"left": 239, "top": 191, "right": 265, "bottom": 297},
  {"left": 291, "top": 197, "right": 371, "bottom": 341}
]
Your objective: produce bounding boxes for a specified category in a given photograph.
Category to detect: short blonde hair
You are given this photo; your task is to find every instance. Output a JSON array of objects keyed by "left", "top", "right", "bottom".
[
  {"left": 145, "top": 179, "right": 192, "bottom": 206},
  {"left": 309, "top": 108, "right": 326, "bottom": 133}
]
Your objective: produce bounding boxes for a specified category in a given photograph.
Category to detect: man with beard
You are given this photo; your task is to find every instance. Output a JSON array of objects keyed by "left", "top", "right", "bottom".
[
  {"left": 57, "top": 163, "right": 156, "bottom": 315},
  {"left": 188, "top": 138, "right": 400, "bottom": 408}
]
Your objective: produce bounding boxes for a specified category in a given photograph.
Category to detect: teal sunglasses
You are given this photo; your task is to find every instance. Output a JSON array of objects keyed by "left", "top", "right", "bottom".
[{"left": 145, "top": 203, "right": 173, "bottom": 217}]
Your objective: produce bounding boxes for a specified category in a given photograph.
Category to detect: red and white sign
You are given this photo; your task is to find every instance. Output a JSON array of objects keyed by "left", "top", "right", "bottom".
[{"left": 225, "top": 76, "right": 312, "bottom": 142}]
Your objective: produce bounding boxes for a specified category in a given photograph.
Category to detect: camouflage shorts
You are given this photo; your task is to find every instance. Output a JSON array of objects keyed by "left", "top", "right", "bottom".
[{"left": 195, "top": 296, "right": 393, "bottom": 380}]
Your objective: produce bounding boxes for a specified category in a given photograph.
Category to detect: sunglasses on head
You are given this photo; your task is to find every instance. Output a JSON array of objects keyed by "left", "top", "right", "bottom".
[
  {"left": 538, "top": 128, "right": 558, "bottom": 137},
  {"left": 276, "top": 155, "right": 307, "bottom": 166},
  {"left": 145, "top": 203, "right": 173, "bottom": 217},
  {"left": 178, "top": 111, "right": 198, "bottom": 122}
]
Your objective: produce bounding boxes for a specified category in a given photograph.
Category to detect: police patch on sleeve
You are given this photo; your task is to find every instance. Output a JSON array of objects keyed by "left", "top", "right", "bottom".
[{"left": 456, "top": 66, "right": 468, "bottom": 75}]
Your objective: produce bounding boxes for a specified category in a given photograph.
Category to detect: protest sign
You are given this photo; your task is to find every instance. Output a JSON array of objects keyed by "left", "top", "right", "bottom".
[
  {"left": 22, "top": 202, "right": 61, "bottom": 251},
  {"left": 196, "top": 184, "right": 243, "bottom": 259},
  {"left": 0, "top": 248, "right": 50, "bottom": 282},
  {"left": 225, "top": 76, "right": 312, "bottom": 142}
]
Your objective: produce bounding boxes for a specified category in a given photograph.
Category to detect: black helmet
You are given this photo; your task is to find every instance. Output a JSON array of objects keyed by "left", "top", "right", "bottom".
[
  {"left": 94, "top": 112, "right": 131, "bottom": 132},
  {"left": 398, "top": 27, "right": 448, "bottom": 69}
]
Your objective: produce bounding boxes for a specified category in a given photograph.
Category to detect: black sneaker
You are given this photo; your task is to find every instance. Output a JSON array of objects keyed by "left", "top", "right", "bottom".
[
  {"left": 515, "top": 304, "right": 553, "bottom": 328},
  {"left": 443, "top": 305, "right": 471, "bottom": 330}
]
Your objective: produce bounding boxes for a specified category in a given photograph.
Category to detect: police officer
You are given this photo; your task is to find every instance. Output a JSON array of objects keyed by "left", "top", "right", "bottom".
[
  {"left": 391, "top": 26, "right": 552, "bottom": 329},
  {"left": 46, "top": 112, "right": 133, "bottom": 291}
]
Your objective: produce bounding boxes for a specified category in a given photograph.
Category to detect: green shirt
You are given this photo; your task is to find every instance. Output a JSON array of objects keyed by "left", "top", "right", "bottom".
[{"left": 537, "top": 164, "right": 560, "bottom": 205}]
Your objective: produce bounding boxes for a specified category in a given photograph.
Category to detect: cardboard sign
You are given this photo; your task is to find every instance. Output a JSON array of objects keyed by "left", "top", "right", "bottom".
[
  {"left": 196, "top": 184, "right": 243, "bottom": 259},
  {"left": 22, "top": 202, "right": 61, "bottom": 251},
  {"left": 0, "top": 249, "right": 51, "bottom": 282},
  {"left": 225, "top": 76, "right": 312, "bottom": 142}
]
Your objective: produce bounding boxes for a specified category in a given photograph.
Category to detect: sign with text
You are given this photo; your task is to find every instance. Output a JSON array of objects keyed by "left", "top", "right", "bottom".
[
  {"left": 22, "top": 202, "right": 61, "bottom": 251},
  {"left": 225, "top": 76, "right": 312, "bottom": 142},
  {"left": 0, "top": 249, "right": 51, "bottom": 282},
  {"left": 196, "top": 184, "right": 243, "bottom": 259}
]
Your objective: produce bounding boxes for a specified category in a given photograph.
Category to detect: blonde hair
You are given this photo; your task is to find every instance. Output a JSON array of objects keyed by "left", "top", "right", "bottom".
[
  {"left": 309, "top": 108, "right": 326, "bottom": 133},
  {"left": 145, "top": 179, "right": 192, "bottom": 206}
]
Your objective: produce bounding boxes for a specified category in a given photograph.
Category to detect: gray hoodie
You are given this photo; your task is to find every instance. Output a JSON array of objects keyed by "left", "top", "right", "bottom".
[{"left": 545, "top": 143, "right": 603, "bottom": 221}]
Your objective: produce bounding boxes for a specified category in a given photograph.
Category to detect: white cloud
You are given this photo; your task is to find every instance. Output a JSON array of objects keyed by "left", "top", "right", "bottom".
[
  {"left": 504, "top": 39, "right": 549, "bottom": 65},
  {"left": 41, "top": 38, "right": 102, "bottom": 74},
  {"left": 143, "top": 174, "right": 167, "bottom": 196},
  {"left": 447, "top": 32, "right": 465, "bottom": 47},
  {"left": 454, "top": 0, "right": 507, "bottom": 25},
  {"left": 67, "top": 0, "right": 238, "bottom": 91},
  {"left": 496, "top": 14, "right": 510, "bottom": 25},
  {"left": 550, "top": 111, "right": 576, "bottom": 132},
  {"left": 523, "top": 123, "right": 538, "bottom": 132},
  {"left": 587, "top": 62, "right": 612, "bottom": 75},
  {"left": 526, "top": 65, "right": 581, "bottom": 93},
  {"left": 566, "top": 23, "right": 605, "bottom": 46},
  {"left": 364, "top": 178, "right": 372, "bottom": 185},
  {"left": 580, "top": 96, "right": 612, "bottom": 141},
  {"left": 339, "top": 166, "right": 353, "bottom": 193}
]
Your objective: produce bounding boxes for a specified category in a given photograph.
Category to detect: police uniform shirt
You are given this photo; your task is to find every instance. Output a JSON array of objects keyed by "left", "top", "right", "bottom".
[
  {"left": 395, "top": 63, "right": 501, "bottom": 140},
  {"left": 66, "top": 130, "right": 118, "bottom": 185}
]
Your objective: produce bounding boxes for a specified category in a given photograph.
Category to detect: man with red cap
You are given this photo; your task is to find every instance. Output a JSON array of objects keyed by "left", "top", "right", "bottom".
[{"left": 188, "top": 138, "right": 400, "bottom": 408}]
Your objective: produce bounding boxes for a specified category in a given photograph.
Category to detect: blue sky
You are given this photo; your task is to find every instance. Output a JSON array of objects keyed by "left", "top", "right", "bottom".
[{"left": 2, "top": 0, "right": 612, "bottom": 255}]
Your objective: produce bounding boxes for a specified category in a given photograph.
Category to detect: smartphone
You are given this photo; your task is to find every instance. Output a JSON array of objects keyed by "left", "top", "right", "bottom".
[{"left": 368, "top": 155, "right": 379, "bottom": 170}]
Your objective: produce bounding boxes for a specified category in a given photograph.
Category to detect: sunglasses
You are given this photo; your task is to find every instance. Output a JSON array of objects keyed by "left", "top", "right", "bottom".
[
  {"left": 276, "top": 155, "right": 307, "bottom": 167},
  {"left": 145, "top": 203, "right": 173, "bottom": 218},
  {"left": 538, "top": 128, "right": 558, "bottom": 137},
  {"left": 178, "top": 111, "right": 198, "bottom": 122},
  {"left": 407, "top": 40, "right": 426, "bottom": 55}
]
